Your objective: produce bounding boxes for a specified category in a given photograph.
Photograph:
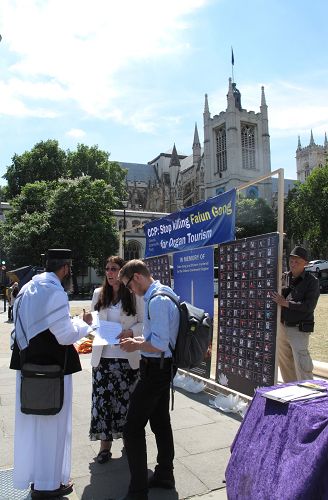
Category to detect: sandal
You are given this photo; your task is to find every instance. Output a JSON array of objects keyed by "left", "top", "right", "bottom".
[{"left": 96, "top": 449, "right": 112, "bottom": 464}]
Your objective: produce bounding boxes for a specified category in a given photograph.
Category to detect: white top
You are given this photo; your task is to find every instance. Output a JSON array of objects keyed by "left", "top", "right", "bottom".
[
  {"left": 90, "top": 288, "right": 144, "bottom": 369},
  {"left": 102, "top": 302, "right": 126, "bottom": 359}
]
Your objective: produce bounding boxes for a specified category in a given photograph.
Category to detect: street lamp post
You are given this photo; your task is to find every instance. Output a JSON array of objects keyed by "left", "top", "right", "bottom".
[{"left": 122, "top": 201, "right": 128, "bottom": 260}]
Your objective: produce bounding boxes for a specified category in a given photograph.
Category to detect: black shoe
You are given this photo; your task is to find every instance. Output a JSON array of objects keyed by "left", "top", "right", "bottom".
[
  {"left": 31, "top": 482, "right": 73, "bottom": 498},
  {"left": 148, "top": 475, "right": 175, "bottom": 490},
  {"left": 96, "top": 449, "right": 112, "bottom": 464},
  {"left": 105, "top": 494, "right": 148, "bottom": 500}
]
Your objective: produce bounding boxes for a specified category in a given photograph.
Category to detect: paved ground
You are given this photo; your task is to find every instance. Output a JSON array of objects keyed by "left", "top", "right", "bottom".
[{"left": 0, "top": 300, "right": 241, "bottom": 500}]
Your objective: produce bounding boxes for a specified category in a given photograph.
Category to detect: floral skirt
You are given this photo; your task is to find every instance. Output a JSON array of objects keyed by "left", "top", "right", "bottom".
[{"left": 89, "top": 358, "right": 139, "bottom": 442}]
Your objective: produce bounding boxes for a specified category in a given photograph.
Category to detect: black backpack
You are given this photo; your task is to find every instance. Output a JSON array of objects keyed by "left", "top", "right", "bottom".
[{"left": 148, "top": 291, "right": 212, "bottom": 369}]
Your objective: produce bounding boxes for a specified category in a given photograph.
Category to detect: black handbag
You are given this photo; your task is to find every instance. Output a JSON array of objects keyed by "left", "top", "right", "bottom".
[
  {"left": 20, "top": 358, "right": 65, "bottom": 415},
  {"left": 16, "top": 294, "right": 67, "bottom": 415}
]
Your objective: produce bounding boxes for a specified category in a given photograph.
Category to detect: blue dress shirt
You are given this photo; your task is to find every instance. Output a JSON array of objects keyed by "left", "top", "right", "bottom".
[{"left": 141, "top": 281, "right": 180, "bottom": 358}]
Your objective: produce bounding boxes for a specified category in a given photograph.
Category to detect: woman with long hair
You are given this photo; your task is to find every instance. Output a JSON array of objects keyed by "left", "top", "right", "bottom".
[{"left": 85, "top": 256, "right": 143, "bottom": 464}]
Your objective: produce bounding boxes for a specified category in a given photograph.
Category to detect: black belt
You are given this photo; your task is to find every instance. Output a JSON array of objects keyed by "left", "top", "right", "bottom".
[
  {"left": 283, "top": 321, "right": 299, "bottom": 327},
  {"left": 141, "top": 356, "right": 172, "bottom": 364}
]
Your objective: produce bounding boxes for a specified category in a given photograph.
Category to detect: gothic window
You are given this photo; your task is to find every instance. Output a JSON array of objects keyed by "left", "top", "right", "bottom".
[
  {"left": 132, "top": 219, "right": 141, "bottom": 233},
  {"left": 241, "top": 124, "right": 256, "bottom": 170},
  {"left": 246, "top": 186, "right": 259, "bottom": 199},
  {"left": 125, "top": 240, "right": 141, "bottom": 261},
  {"left": 216, "top": 127, "right": 227, "bottom": 173}
]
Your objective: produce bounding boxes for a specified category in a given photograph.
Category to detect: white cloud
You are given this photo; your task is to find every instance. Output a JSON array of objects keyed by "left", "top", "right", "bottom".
[
  {"left": 210, "top": 79, "right": 328, "bottom": 145},
  {"left": 0, "top": 0, "right": 207, "bottom": 121},
  {"left": 0, "top": 81, "right": 59, "bottom": 117},
  {"left": 66, "top": 128, "right": 86, "bottom": 139}
]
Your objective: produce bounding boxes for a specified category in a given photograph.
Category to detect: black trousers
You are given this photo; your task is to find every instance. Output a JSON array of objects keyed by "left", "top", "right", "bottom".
[{"left": 123, "top": 357, "right": 175, "bottom": 496}]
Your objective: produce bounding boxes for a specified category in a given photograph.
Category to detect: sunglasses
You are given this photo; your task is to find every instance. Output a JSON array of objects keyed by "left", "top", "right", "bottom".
[
  {"left": 125, "top": 274, "right": 135, "bottom": 290},
  {"left": 105, "top": 266, "right": 120, "bottom": 272}
]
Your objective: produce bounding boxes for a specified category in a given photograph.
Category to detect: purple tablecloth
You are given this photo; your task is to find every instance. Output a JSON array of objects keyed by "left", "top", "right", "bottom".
[{"left": 226, "top": 381, "right": 328, "bottom": 500}]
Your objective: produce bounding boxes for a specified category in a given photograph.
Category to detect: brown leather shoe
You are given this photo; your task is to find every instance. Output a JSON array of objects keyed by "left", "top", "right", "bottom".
[{"left": 31, "top": 482, "right": 73, "bottom": 498}]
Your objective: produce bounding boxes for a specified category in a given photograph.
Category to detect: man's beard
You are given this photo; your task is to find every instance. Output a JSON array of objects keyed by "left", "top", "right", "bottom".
[{"left": 62, "top": 273, "right": 73, "bottom": 293}]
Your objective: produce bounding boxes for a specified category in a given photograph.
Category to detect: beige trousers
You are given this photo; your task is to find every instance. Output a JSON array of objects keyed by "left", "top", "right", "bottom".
[{"left": 277, "top": 322, "right": 313, "bottom": 382}]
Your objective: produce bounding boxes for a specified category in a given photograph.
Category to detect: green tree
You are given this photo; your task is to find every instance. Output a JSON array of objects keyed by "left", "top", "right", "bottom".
[
  {"left": 47, "top": 177, "right": 119, "bottom": 279},
  {"left": 5, "top": 181, "right": 53, "bottom": 225},
  {"left": 0, "top": 182, "right": 53, "bottom": 267},
  {"left": 236, "top": 197, "right": 276, "bottom": 238},
  {"left": 66, "top": 144, "right": 127, "bottom": 202},
  {"left": 0, "top": 211, "right": 51, "bottom": 268},
  {"left": 3, "top": 140, "right": 67, "bottom": 198},
  {"left": 284, "top": 164, "right": 328, "bottom": 258},
  {"left": 0, "top": 185, "right": 9, "bottom": 201},
  {"left": 3, "top": 140, "right": 128, "bottom": 203},
  {"left": 0, "top": 177, "right": 120, "bottom": 291}
]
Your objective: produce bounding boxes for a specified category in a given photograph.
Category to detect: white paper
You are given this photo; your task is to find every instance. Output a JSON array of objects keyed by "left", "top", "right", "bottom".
[
  {"left": 262, "top": 385, "right": 326, "bottom": 403},
  {"left": 90, "top": 311, "right": 99, "bottom": 330},
  {"left": 94, "top": 320, "right": 122, "bottom": 345}
]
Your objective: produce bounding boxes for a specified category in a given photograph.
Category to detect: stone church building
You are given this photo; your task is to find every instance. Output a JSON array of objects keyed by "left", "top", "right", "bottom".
[
  {"left": 296, "top": 131, "right": 328, "bottom": 182},
  {"left": 119, "top": 78, "right": 272, "bottom": 212}
]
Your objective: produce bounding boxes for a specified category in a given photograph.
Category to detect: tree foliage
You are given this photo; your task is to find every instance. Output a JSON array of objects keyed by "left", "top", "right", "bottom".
[
  {"left": 0, "top": 140, "right": 128, "bottom": 291},
  {"left": 285, "top": 164, "right": 328, "bottom": 258},
  {"left": 3, "top": 140, "right": 127, "bottom": 201},
  {"left": 236, "top": 197, "right": 276, "bottom": 238},
  {"left": 47, "top": 177, "right": 119, "bottom": 274},
  {"left": 0, "top": 177, "right": 120, "bottom": 277},
  {"left": 4, "top": 140, "right": 67, "bottom": 198},
  {"left": 0, "top": 185, "right": 9, "bottom": 201}
]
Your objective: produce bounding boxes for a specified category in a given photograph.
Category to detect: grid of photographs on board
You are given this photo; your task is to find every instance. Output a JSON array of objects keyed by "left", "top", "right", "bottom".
[
  {"left": 143, "top": 255, "right": 171, "bottom": 287},
  {"left": 216, "top": 233, "right": 279, "bottom": 397}
]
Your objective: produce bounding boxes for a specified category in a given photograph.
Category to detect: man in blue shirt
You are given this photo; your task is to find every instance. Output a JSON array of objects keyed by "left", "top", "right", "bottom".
[{"left": 118, "top": 259, "right": 180, "bottom": 500}]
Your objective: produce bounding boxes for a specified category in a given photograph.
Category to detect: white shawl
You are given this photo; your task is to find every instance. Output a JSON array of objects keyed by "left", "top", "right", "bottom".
[{"left": 14, "top": 272, "right": 70, "bottom": 350}]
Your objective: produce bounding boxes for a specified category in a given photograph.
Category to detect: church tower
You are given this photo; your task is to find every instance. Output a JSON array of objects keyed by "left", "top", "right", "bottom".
[
  {"left": 168, "top": 143, "right": 181, "bottom": 212},
  {"left": 296, "top": 131, "right": 328, "bottom": 181},
  {"left": 203, "top": 78, "right": 272, "bottom": 202},
  {"left": 193, "top": 123, "right": 201, "bottom": 166}
]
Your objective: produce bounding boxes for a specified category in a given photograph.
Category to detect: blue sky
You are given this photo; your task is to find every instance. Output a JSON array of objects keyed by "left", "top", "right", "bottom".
[{"left": 0, "top": 0, "right": 327, "bottom": 186}]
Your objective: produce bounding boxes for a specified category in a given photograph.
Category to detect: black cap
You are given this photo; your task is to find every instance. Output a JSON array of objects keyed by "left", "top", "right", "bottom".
[
  {"left": 46, "top": 249, "right": 72, "bottom": 260},
  {"left": 289, "top": 246, "right": 309, "bottom": 261}
]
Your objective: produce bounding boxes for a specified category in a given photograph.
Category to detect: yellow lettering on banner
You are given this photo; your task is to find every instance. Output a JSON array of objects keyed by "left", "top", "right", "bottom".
[
  {"left": 211, "top": 201, "right": 233, "bottom": 218},
  {"left": 190, "top": 211, "right": 211, "bottom": 225}
]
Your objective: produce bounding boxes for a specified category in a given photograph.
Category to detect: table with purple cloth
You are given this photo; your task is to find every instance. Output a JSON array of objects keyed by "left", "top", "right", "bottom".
[{"left": 225, "top": 381, "right": 328, "bottom": 500}]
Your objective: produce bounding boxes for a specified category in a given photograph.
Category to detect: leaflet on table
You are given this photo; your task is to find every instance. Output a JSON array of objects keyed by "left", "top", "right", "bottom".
[
  {"left": 261, "top": 385, "right": 327, "bottom": 403},
  {"left": 93, "top": 320, "right": 122, "bottom": 346}
]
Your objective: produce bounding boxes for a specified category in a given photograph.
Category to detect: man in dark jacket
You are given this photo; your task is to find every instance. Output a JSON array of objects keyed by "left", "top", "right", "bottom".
[{"left": 272, "top": 246, "right": 320, "bottom": 382}]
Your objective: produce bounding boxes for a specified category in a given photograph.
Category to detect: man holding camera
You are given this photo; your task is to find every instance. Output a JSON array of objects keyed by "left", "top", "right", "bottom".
[{"left": 272, "top": 246, "right": 320, "bottom": 382}]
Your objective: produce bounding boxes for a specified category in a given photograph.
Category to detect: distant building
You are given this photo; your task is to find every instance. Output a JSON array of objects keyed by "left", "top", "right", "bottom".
[
  {"left": 113, "top": 208, "right": 168, "bottom": 260},
  {"left": 271, "top": 178, "right": 298, "bottom": 208},
  {"left": 296, "top": 131, "right": 328, "bottom": 182},
  {"left": 0, "top": 202, "right": 11, "bottom": 221},
  {"left": 119, "top": 78, "right": 273, "bottom": 212}
]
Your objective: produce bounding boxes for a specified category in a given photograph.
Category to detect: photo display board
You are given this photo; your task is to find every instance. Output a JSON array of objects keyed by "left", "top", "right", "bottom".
[
  {"left": 216, "top": 233, "right": 279, "bottom": 396},
  {"left": 173, "top": 247, "right": 214, "bottom": 378},
  {"left": 143, "top": 255, "right": 171, "bottom": 287}
]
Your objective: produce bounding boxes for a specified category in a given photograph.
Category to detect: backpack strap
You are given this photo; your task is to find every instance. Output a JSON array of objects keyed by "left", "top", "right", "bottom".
[
  {"left": 147, "top": 290, "right": 180, "bottom": 411},
  {"left": 147, "top": 291, "right": 180, "bottom": 319}
]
